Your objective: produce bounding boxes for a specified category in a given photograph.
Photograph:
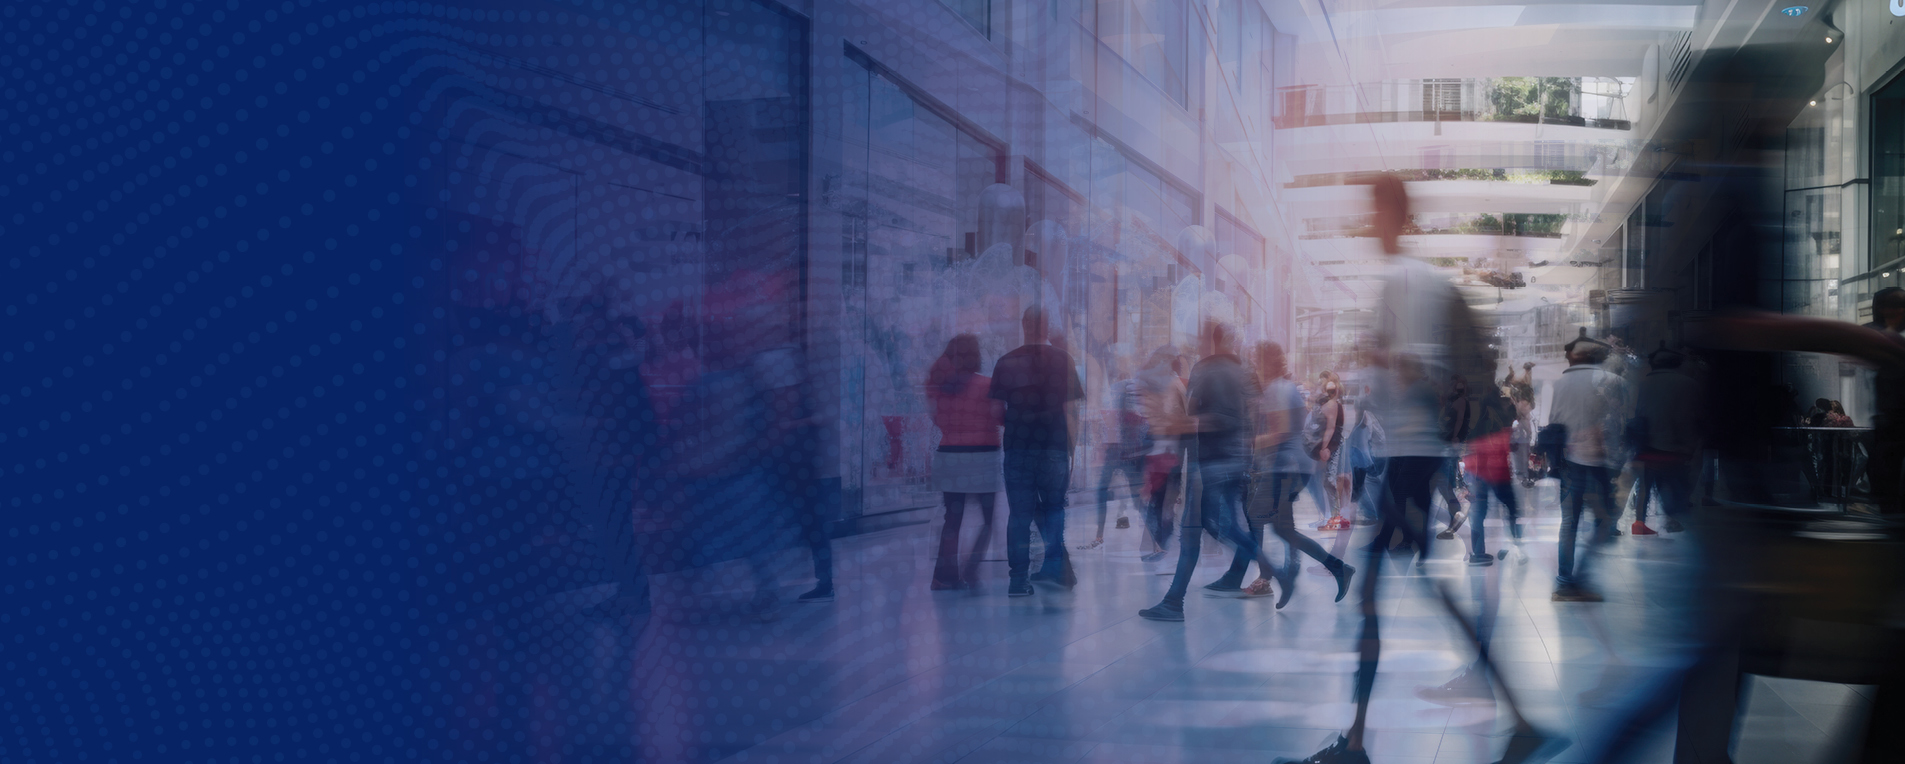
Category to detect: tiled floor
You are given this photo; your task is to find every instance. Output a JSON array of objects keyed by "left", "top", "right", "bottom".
[{"left": 574, "top": 483, "right": 1871, "bottom": 763}]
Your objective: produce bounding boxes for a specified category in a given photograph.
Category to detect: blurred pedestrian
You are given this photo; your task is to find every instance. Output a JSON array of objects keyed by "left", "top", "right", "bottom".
[
  {"left": 991, "top": 306, "right": 1084, "bottom": 597},
  {"left": 1547, "top": 329, "right": 1627, "bottom": 602},
  {"left": 1136, "top": 346, "right": 1189, "bottom": 562},
  {"left": 1241, "top": 342, "right": 1354, "bottom": 609},
  {"left": 1138, "top": 321, "right": 1271, "bottom": 620},
  {"left": 1431, "top": 374, "right": 1471, "bottom": 541},
  {"left": 926, "top": 334, "right": 1003, "bottom": 591},
  {"left": 1629, "top": 344, "right": 1700, "bottom": 536},
  {"left": 1280, "top": 174, "right": 1560, "bottom": 764},
  {"left": 1083, "top": 358, "right": 1146, "bottom": 550}
]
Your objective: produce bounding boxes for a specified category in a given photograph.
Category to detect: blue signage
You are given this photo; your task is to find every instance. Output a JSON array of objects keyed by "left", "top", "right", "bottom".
[{"left": 1781, "top": 5, "right": 1808, "bottom": 16}]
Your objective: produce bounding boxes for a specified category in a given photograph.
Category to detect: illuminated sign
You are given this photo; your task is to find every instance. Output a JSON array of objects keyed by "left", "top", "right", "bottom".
[
  {"left": 1894, "top": 0, "right": 1905, "bottom": 18},
  {"left": 1780, "top": 6, "right": 1807, "bottom": 15}
]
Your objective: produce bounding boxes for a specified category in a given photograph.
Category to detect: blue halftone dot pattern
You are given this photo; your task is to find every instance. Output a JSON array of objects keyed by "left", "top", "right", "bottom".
[{"left": 5, "top": 1, "right": 830, "bottom": 762}]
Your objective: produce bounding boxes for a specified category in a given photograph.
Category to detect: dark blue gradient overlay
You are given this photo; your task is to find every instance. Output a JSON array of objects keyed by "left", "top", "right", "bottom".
[{"left": 5, "top": 1, "right": 806, "bottom": 761}]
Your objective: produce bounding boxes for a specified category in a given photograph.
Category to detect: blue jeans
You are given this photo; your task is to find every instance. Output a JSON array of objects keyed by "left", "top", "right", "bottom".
[
  {"left": 1559, "top": 461, "right": 1617, "bottom": 589},
  {"left": 1161, "top": 458, "right": 1258, "bottom": 606},
  {"left": 1466, "top": 471, "right": 1522, "bottom": 556},
  {"left": 1006, "top": 449, "right": 1074, "bottom": 585}
]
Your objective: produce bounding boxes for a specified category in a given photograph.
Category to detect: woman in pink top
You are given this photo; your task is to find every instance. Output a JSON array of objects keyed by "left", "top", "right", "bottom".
[{"left": 926, "top": 334, "right": 1005, "bottom": 590}]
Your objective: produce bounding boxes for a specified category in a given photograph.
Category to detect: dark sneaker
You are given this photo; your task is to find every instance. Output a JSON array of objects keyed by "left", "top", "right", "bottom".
[
  {"left": 1467, "top": 553, "right": 1495, "bottom": 567},
  {"left": 1007, "top": 582, "right": 1034, "bottom": 598},
  {"left": 1665, "top": 519, "right": 1685, "bottom": 533},
  {"left": 1551, "top": 587, "right": 1604, "bottom": 603},
  {"left": 1201, "top": 579, "right": 1244, "bottom": 593},
  {"left": 1273, "top": 735, "right": 1368, "bottom": 764},
  {"left": 1138, "top": 602, "right": 1185, "bottom": 621},
  {"left": 1204, "top": 586, "right": 1270, "bottom": 599},
  {"left": 1115, "top": 516, "right": 1130, "bottom": 529},
  {"left": 797, "top": 585, "right": 834, "bottom": 603},
  {"left": 1446, "top": 510, "right": 1467, "bottom": 535}
]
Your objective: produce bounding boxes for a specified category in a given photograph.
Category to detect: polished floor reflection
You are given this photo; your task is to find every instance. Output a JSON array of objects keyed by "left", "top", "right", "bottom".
[{"left": 564, "top": 486, "right": 1869, "bottom": 764}]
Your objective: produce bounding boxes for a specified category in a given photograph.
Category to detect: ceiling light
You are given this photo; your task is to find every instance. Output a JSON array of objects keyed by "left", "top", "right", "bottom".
[
  {"left": 1826, "top": 36, "right": 1834, "bottom": 43},
  {"left": 1811, "top": 100, "right": 1818, "bottom": 106}
]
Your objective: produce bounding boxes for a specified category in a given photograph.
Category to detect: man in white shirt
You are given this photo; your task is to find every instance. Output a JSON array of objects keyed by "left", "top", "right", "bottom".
[{"left": 1545, "top": 330, "right": 1628, "bottom": 602}]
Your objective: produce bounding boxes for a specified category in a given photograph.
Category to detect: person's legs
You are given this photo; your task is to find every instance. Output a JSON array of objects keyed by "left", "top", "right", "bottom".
[
  {"left": 1156, "top": 518, "right": 1204, "bottom": 610},
  {"left": 1633, "top": 463, "right": 1656, "bottom": 525},
  {"left": 962, "top": 493, "right": 997, "bottom": 585},
  {"left": 1343, "top": 459, "right": 1415, "bottom": 752},
  {"left": 1116, "top": 457, "right": 1145, "bottom": 517},
  {"left": 1557, "top": 462, "right": 1585, "bottom": 588},
  {"left": 1437, "top": 458, "right": 1464, "bottom": 526},
  {"left": 1003, "top": 450, "right": 1037, "bottom": 586},
  {"left": 1143, "top": 462, "right": 1178, "bottom": 554},
  {"left": 1576, "top": 465, "right": 1617, "bottom": 587},
  {"left": 1202, "top": 460, "right": 1260, "bottom": 589},
  {"left": 1386, "top": 457, "right": 1439, "bottom": 559},
  {"left": 1225, "top": 468, "right": 1282, "bottom": 586},
  {"left": 1493, "top": 478, "right": 1524, "bottom": 542},
  {"left": 1271, "top": 473, "right": 1344, "bottom": 568},
  {"left": 1654, "top": 459, "right": 1692, "bottom": 523},
  {"left": 1467, "top": 471, "right": 1492, "bottom": 558},
  {"left": 933, "top": 492, "right": 968, "bottom": 587},
  {"left": 1032, "top": 450, "right": 1075, "bottom": 586},
  {"left": 1090, "top": 455, "right": 1118, "bottom": 542}
]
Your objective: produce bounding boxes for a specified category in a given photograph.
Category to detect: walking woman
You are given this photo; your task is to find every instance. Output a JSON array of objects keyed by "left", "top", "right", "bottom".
[
  {"left": 1308, "top": 372, "right": 1347, "bottom": 526},
  {"left": 1244, "top": 343, "right": 1355, "bottom": 608},
  {"left": 926, "top": 334, "right": 1005, "bottom": 590}
]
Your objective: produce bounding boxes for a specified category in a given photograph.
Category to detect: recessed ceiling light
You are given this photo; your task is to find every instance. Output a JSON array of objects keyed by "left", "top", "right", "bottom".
[{"left": 1826, "top": 36, "right": 1834, "bottom": 43}]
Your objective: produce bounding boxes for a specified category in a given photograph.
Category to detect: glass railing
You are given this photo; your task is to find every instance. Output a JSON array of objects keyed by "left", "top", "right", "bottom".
[{"left": 1275, "top": 78, "right": 1633, "bottom": 131}]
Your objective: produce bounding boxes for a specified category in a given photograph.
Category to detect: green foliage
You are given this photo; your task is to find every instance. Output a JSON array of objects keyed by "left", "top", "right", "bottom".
[{"left": 1487, "top": 77, "right": 1577, "bottom": 120}]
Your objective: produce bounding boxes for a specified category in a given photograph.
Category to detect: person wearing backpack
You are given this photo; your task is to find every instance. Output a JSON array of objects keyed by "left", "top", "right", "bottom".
[{"left": 1279, "top": 174, "right": 1560, "bottom": 764}]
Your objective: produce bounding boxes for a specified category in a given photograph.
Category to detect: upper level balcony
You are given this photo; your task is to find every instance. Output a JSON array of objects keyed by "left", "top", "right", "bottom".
[{"left": 1275, "top": 77, "right": 1635, "bottom": 131}]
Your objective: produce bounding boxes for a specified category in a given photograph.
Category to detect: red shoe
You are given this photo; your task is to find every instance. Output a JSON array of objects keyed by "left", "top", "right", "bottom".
[
  {"left": 1629, "top": 521, "right": 1657, "bottom": 536},
  {"left": 1322, "top": 516, "right": 1352, "bottom": 531}
]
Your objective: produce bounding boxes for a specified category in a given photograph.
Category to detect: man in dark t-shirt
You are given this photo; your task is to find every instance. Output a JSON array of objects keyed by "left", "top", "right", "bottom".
[
  {"left": 990, "top": 306, "right": 1083, "bottom": 596},
  {"left": 1139, "top": 320, "right": 1270, "bottom": 621}
]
